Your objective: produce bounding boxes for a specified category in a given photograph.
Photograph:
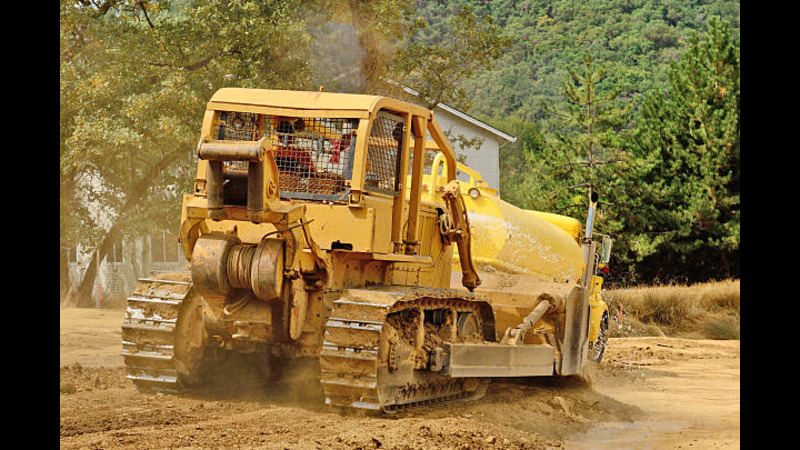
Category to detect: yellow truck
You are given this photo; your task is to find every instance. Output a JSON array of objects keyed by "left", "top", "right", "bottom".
[
  {"left": 121, "top": 88, "right": 612, "bottom": 412},
  {"left": 420, "top": 153, "right": 611, "bottom": 363}
]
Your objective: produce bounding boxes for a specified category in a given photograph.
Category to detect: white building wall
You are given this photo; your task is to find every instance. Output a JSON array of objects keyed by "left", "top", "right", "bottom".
[{"left": 432, "top": 107, "right": 502, "bottom": 190}]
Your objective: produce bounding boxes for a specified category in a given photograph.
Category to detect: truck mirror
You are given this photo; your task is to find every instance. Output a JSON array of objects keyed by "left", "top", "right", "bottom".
[{"left": 600, "top": 235, "right": 613, "bottom": 265}]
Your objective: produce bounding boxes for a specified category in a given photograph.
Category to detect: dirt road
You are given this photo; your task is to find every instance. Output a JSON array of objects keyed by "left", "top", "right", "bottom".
[{"left": 60, "top": 307, "right": 739, "bottom": 449}]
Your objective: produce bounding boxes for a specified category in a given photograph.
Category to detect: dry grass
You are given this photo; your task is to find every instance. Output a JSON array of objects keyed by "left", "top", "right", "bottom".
[{"left": 603, "top": 279, "right": 740, "bottom": 340}]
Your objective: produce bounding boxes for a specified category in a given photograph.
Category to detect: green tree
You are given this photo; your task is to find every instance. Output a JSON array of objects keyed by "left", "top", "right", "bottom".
[
  {"left": 388, "top": 5, "right": 512, "bottom": 110},
  {"left": 60, "top": 0, "right": 315, "bottom": 306},
  {"left": 446, "top": 0, "right": 739, "bottom": 121},
  {"left": 491, "top": 116, "right": 552, "bottom": 211},
  {"left": 616, "top": 17, "right": 739, "bottom": 282},
  {"left": 538, "top": 53, "right": 633, "bottom": 220}
]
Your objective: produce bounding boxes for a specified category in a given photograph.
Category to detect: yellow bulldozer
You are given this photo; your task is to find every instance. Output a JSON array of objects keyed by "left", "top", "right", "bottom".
[{"left": 121, "top": 88, "right": 612, "bottom": 412}]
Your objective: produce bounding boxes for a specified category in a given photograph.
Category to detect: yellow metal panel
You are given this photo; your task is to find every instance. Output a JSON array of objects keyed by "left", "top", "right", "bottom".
[
  {"left": 418, "top": 213, "right": 437, "bottom": 257},
  {"left": 465, "top": 196, "right": 584, "bottom": 283},
  {"left": 208, "top": 89, "right": 433, "bottom": 119},
  {"left": 210, "top": 88, "right": 383, "bottom": 112},
  {"left": 366, "top": 195, "right": 394, "bottom": 254},
  {"left": 588, "top": 276, "right": 608, "bottom": 342},
  {"left": 303, "top": 203, "right": 376, "bottom": 252},
  {"left": 349, "top": 118, "right": 372, "bottom": 193},
  {"left": 206, "top": 103, "right": 369, "bottom": 119},
  {"left": 525, "top": 210, "right": 582, "bottom": 242}
]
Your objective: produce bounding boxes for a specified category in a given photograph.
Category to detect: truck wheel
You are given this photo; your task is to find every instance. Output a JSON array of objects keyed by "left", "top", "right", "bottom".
[{"left": 589, "top": 313, "right": 608, "bottom": 363}]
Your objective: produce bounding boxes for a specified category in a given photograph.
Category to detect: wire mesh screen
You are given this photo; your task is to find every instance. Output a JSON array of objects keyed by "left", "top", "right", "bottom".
[
  {"left": 214, "top": 111, "right": 357, "bottom": 200},
  {"left": 364, "top": 111, "right": 404, "bottom": 195}
]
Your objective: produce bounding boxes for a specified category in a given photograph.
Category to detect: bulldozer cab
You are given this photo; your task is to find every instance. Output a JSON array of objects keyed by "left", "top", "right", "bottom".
[
  {"left": 197, "top": 89, "right": 453, "bottom": 213},
  {"left": 186, "top": 88, "right": 478, "bottom": 287}
]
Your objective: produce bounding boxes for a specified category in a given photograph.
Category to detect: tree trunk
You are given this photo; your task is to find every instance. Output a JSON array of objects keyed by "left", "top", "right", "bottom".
[
  {"left": 60, "top": 246, "right": 71, "bottom": 301},
  {"left": 60, "top": 168, "right": 78, "bottom": 303},
  {"left": 71, "top": 147, "right": 187, "bottom": 307}
]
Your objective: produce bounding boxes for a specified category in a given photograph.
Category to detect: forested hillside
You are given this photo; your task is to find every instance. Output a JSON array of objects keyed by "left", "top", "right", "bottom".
[
  {"left": 420, "top": 0, "right": 739, "bottom": 118},
  {"left": 416, "top": 0, "right": 740, "bottom": 284}
]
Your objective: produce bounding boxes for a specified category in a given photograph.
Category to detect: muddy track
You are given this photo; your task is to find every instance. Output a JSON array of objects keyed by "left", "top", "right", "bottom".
[{"left": 60, "top": 307, "right": 740, "bottom": 449}]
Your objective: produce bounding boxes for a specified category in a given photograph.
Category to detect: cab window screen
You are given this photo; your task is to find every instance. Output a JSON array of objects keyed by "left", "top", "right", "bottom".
[
  {"left": 214, "top": 111, "right": 357, "bottom": 200},
  {"left": 364, "top": 110, "right": 404, "bottom": 196}
]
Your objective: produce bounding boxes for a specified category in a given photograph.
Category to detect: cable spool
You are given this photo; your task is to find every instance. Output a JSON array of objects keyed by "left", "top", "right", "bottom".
[
  {"left": 250, "top": 239, "right": 284, "bottom": 301},
  {"left": 191, "top": 234, "right": 240, "bottom": 299},
  {"left": 226, "top": 243, "right": 257, "bottom": 290},
  {"left": 191, "top": 234, "right": 285, "bottom": 302}
]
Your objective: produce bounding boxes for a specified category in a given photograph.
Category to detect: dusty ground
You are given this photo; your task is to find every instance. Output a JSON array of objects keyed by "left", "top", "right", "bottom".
[{"left": 60, "top": 307, "right": 740, "bottom": 449}]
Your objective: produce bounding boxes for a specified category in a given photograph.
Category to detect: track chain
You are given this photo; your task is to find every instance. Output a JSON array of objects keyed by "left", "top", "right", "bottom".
[
  {"left": 320, "top": 287, "right": 492, "bottom": 413},
  {"left": 121, "top": 276, "right": 192, "bottom": 393}
]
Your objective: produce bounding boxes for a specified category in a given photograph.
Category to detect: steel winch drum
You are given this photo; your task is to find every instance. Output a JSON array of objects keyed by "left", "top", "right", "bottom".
[{"left": 191, "top": 234, "right": 285, "bottom": 301}]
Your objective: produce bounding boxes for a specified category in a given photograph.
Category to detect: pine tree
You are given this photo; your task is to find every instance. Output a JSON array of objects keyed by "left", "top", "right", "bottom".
[
  {"left": 618, "top": 17, "right": 740, "bottom": 282},
  {"left": 538, "top": 53, "right": 633, "bottom": 221}
]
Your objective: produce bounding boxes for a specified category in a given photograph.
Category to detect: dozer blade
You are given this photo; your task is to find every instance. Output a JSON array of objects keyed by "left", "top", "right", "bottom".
[{"left": 441, "top": 342, "right": 555, "bottom": 378}]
